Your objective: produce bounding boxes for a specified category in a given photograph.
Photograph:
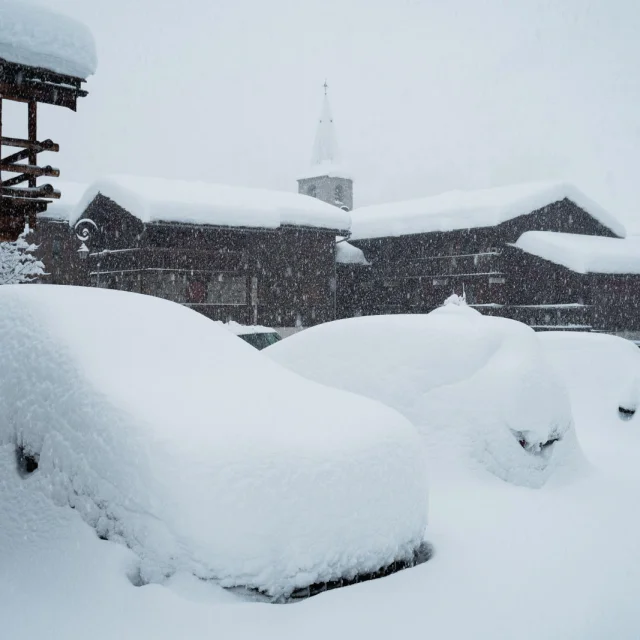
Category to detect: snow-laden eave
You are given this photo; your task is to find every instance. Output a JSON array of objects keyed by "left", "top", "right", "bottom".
[
  {"left": 512, "top": 231, "right": 640, "bottom": 275},
  {"left": 350, "top": 182, "right": 626, "bottom": 241},
  {"left": 149, "top": 220, "right": 350, "bottom": 235}
]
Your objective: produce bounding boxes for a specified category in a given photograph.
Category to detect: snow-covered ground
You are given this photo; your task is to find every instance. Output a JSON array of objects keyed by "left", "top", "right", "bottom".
[{"left": 1, "top": 293, "right": 639, "bottom": 638}]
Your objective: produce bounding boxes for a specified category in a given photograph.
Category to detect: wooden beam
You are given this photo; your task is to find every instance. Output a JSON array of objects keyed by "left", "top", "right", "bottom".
[
  {"left": 0, "top": 163, "right": 60, "bottom": 177},
  {"left": 1, "top": 173, "right": 30, "bottom": 188},
  {"left": 0, "top": 96, "right": 3, "bottom": 187},
  {"left": 28, "top": 101, "right": 37, "bottom": 188},
  {"left": 0, "top": 137, "right": 59, "bottom": 152},
  {"left": 1, "top": 185, "right": 61, "bottom": 199},
  {"left": 0, "top": 82, "right": 82, "bottom": 111}
]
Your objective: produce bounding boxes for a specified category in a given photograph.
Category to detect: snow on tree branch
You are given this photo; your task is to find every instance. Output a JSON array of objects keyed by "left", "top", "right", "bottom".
[{"left": 0, "top": 225, "right": 46, "bottom": 285}]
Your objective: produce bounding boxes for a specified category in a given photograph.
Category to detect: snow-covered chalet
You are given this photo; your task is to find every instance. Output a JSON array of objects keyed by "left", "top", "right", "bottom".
[
  {"left": 49, "top": 176, "right": 349, "bottom": 329},
  {"left": 339, "top": 183, "right": 640, "bottom": 335}
]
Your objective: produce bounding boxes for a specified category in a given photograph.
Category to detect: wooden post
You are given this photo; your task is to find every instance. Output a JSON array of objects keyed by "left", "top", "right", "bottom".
[
  {"left": 0, "top": 97, "right": 3, "bottom": 189},
  {"left": 28, "top": 101, "right": 37, "bottom": 189}
]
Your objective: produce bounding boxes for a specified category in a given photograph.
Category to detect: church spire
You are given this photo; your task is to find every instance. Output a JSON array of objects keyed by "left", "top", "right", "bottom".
[
  {"left": 309, "top": 81, "right": 342, "bottom": 169},
  {"left": 297, "top": 82, "right": 353, "bottom": 211}
]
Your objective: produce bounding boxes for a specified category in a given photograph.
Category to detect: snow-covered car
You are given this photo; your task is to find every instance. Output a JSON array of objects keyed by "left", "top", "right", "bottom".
[
  {"left": 266, "top": 298, "right": 581, "bottom": 488},
  {"left": 540, "top": 331, "right": 640, "bottom": 475},
  {"left": 222, "top": 321, "right": 282, "bottom": 350},
  {"left": 0, "top": 285, "right": 428, "bottom": 599}
]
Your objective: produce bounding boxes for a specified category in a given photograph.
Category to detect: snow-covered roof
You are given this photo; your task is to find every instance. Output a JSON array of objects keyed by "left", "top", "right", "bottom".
[
  {"left": 298, "top": 163, "right": 353, "bottom": 181},
  {"left": 336, "top": 238, "right": 370, "bottom": 265},
  {"left": 350, "top": 181, "right": 625, "bottom": 240},
  {"left": 71, "top": 175, "right": 351, "bottom": 231},
  {"left": 0, "top": 1, "right": 97, "bottom": 79},
  {"left": 514, "top": 231, "right": 640, "bottom": 275},
  {"left": 37, "top": 181, "right": 88, "bottom": 221}
]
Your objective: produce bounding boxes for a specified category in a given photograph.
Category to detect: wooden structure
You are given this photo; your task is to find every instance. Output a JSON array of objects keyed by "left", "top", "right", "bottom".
[
  {"left": 340, "top": 198, "right": 631, "bottom": 333},
  {"left": 0, "top": 57, "right": 88, "bottom": 240}
]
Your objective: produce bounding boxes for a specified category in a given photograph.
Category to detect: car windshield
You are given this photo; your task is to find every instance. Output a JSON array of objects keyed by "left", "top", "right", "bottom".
[{"left": 239, "top": 331, "right": 282, "bottom": 350}]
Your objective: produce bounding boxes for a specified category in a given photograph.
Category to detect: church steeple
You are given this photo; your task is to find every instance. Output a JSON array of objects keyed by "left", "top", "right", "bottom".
[
  {"left": 298, "top": 82, "right": 354, "bottom": 211},
  {"left": 310, "top": 81, "right": 341, "bottom": 168}
]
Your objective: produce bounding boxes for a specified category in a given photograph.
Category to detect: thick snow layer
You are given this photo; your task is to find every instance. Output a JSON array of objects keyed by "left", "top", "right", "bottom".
[
  {"left": 37, "top": 181, "right": 87, "bottom": 221},
  {"left": 2, "top": 305, "right": 640, "bottom": 639},
  {"left": 266, "top": 304, "right": 581, "bottom": 488},
  {"left": 0, "top": 1, "right": 97, "bottom": 79},
  {"left": 0, "top": 285, "right": 427, "bottom": 597},
  {"left": 514, "top": 231, "right": 640, "bottom": 274},
  {"left": 336, "top": 238, "right": 369, "bottom": 265},
  {"left": 71, "top": 175, "right": 351, "bottom": 231},
  {"left": 350, "top": 181, "right": 625, "bottom": 240},
  {"left": 540, "top": 331, "right": 640, "bottom": 479}
]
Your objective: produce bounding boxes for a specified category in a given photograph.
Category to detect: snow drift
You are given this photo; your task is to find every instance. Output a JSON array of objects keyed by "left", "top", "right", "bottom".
[
  {"left": 266, "top": 301, "right": 580, "bottom": 487},
  {"left": 0, "top": 285, "right": 427, "bottom": 597}
]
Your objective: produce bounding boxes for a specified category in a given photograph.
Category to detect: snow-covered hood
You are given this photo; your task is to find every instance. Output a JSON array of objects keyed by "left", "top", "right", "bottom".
[{"left": 266, "top": 304, "right": 580, "bottom": 488}]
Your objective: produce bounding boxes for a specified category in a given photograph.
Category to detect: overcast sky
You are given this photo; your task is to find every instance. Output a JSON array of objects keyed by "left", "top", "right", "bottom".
[{"left": 10, "top": 0, "right": 640, "bottom": 228}]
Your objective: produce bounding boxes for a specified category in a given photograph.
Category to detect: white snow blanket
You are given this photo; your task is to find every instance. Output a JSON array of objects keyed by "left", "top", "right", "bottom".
[
  {"left": 540, "top": 332, "right": 640, "bottom": 478},
  {"left": 71, "top": 175, "right": 351, "bottom": 231},
  {"left": 266, "top": 303, "right": 580, "bottom": 487},
  {"left": 0, "top": 1, "right": 97, "bottom": 79},
  {"left": 0, "top": 285, "right": 427, "bottom": 597},
  {"left": 515, "top": 231, "right": 640, "bottom": 274},
  {"left": 350, "top": 181, "right": 624, "bottom": 240}
]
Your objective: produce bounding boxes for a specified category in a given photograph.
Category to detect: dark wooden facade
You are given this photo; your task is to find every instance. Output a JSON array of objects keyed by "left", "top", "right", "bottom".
[
  {"left": 40, "top": 194, "right": 340, "bottom": 328},
  {"left": 340, "top": 198, "right": 636, "bottom": 333},
  {"left": 0, "top": 57, "right": 89, "bottom": 240}
]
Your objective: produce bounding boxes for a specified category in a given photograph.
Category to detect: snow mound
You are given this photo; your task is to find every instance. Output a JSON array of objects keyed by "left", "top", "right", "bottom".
[
  {"left": 514, "top": 231, "right": 640, "bottom": 274},
  {"left": 266, "top": 305, "right": 580, "bottom": 488},
  {"left": 350, "top": 181, "right": 624, "bottom": 240},
  {"left": 0, "top": 1, "right": 97, "bottom": 79},
  {"left": 71, "top": 175, "right": 351, "bottom": 231},
  {"left": 0, "top": 285, "right": 427, "bottom": 597}
]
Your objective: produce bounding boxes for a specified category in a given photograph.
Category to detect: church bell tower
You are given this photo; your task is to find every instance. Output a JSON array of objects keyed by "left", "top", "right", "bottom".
[{"left": 297, "top": 82, "right": 353, "bottom": 211}]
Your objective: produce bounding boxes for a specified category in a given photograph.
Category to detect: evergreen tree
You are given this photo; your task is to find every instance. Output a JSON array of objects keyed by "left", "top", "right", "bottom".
[{"left": 0, "top": 225, "right": 45, "bottom": 285}]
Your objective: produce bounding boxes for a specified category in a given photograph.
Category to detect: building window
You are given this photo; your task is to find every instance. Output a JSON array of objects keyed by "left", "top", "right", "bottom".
[
  {"left": 158, "top": 272, "right": 187, "bottom": 302},
  {"left": 307, "top": 185, "right": 317, "bottom": 198},
  {"left": 433, "top": 278, "right": 449, "bottom": 286},
  {"left": 334, "top": 184, "right": 344, "bottom": 203},
  {"left": 206, "top": 274, "right": 247, "bottom": 305},
  {"left": 489, "top": 276, "right": 505, "bottom": 285},
  {"left": 187, "top": 279, "right": 207, "bottom": 304},
  {"left": 52, "top": 238, "right": 61, "bottom": 257}
]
